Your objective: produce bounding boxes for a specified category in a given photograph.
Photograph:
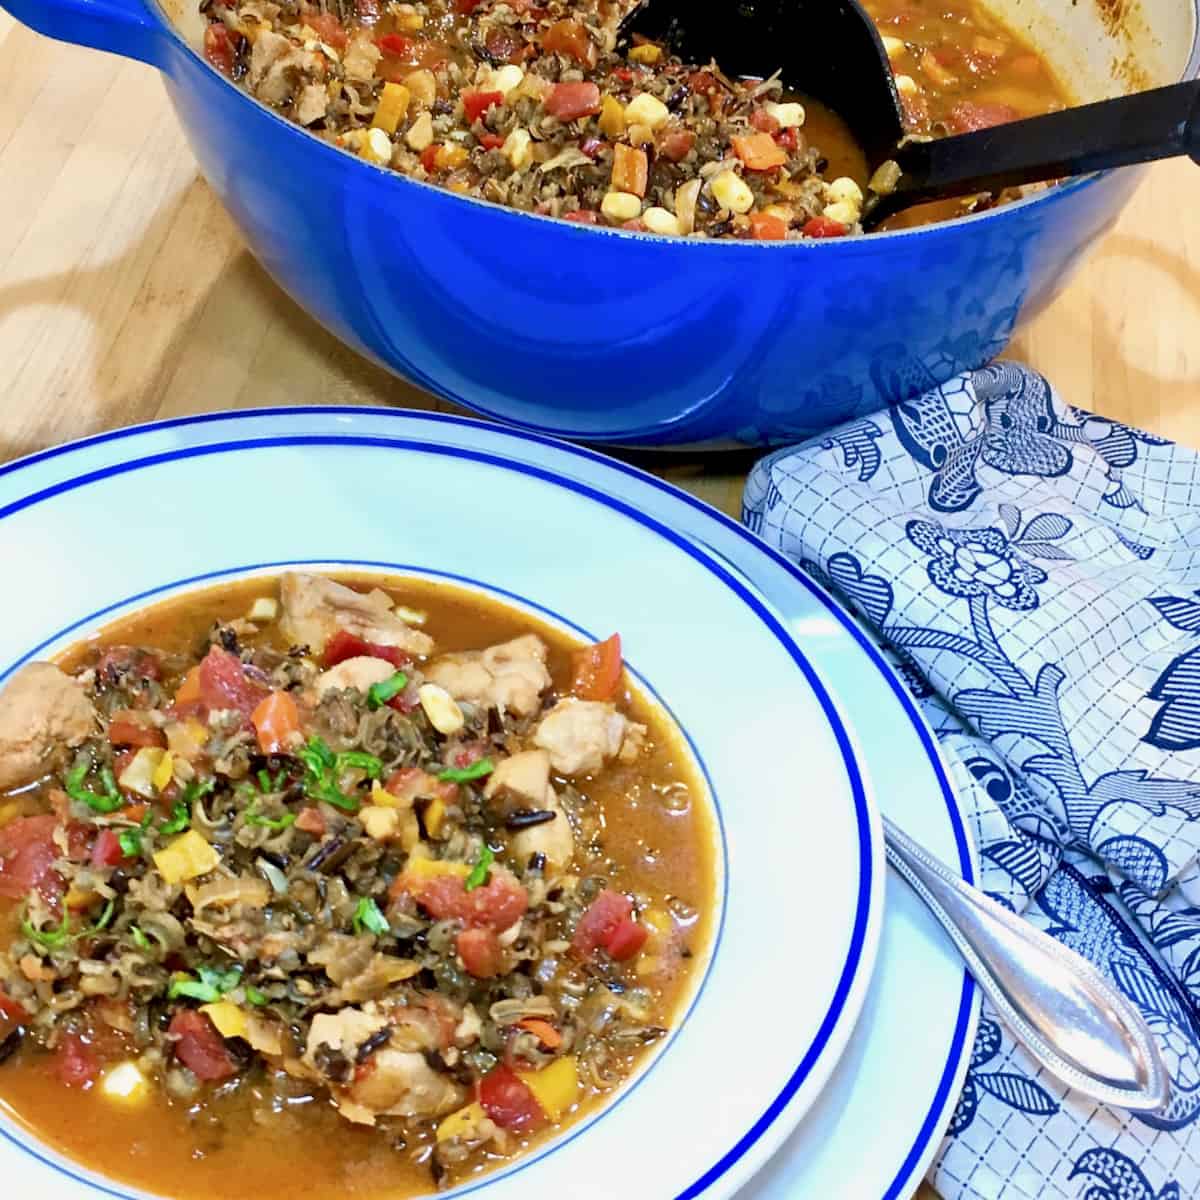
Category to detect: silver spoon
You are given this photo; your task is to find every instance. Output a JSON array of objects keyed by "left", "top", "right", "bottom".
[{"left": 885, "top": 815, "right": 1170, "bottom": 1111}]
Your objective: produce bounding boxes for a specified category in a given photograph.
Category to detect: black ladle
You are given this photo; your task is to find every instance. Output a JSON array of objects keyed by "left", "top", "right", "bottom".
[{"left": 617, "top": 0, "right": 1200, "bottom": 229}]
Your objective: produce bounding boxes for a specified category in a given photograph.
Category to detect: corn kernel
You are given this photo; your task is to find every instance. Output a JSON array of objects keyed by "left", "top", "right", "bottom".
[
  {"left": 628, "top": 42, "right": 661, "bottom": 63},
  {"left": 489, "top": 64, "right": 524, "bottom": 96},
  {"left": 361, "top": 127, "right": 393, "bottom": 165},
  {"left": 418, "top": 683, "right": 465, "bottom": 734},
  {"left": 118, "top": 747, "right": 167, "bottom": 799},
  {"left": 151, "top": 750, "right": 175, "bottom": 793},
  {"left": 436, "top": 142, "right": 469, "bottom": 170},
  {"left": 100, "top": 1061, "right": 150, "bottom": 1106},
  {"left": 406, "top": 111, "right": 434, "bottom": 151},
  {"left": 826, "top": 176, "right": 863, "bottom": 207},
  {"left": 598, "top": 94, "right": 625, "bottom": 138},
  {"left": 394, "top": 3, "right": 424, "bottom": 28},
  {"left": 626, "top": 122, "right": 654, "bottom": 147},
  {"left": 881, "top": 34, "right": 906, "bottom": 60},
  {"left": 200, "top": 1001, "right": 247, "bottom": 1040},
  {"left": 246, "top": 597, "right": 278, "bottom": 622},
  {"left": 823, "top": 200, "right": 861, "bottom": 225},
  {"left": 895, "top": 73, "right": 919, "bottom": 97},
  {"left": 153, "top": 830, "right": 219, "bottom": 885},
  {"left": 424, "top": 796, "right": 447, "bottom": 838},
  {"left": 710, "top": 169, "right": 754, "bottom": 214},
  {"left": 502, "top": 127, "right": 532, "bottom": 170},
  {"left": 763, "top": 100, "right": 806, "bottom": 128},
  {"left": 372, "top": 82, "right": 411, "bottom": 134},
  {"left": 624, "top": 92, "right": 670, "bottom": 131},
  {"left": 404, "top": 68, "right": 437, "bottom": 108},
  {"left": 601, "top": 190, "right": 642, "bottom": 221},
  {"left": 763, "top": 203, "right": 795, "bottom": 224},
  {"left": 642, "top": 206, "right": 681, "bottom": 235},
  {"left": 362, "top": 805, "right": 402, "bottom": 841}
]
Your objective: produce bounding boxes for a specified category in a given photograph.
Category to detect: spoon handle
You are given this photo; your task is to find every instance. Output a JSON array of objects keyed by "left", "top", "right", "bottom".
[
  {"left": 883, "top": 815, "right": 1169, "bottom": 1112},
  {"left": 866, "top": 79, "right": 1200, "bottom": 225}
]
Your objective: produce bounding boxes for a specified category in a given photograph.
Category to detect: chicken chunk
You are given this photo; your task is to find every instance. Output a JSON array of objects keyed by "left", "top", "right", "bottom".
[
  {"left": 295, "top": 81, "right": 328, "bottom": 126},
  {"left": 248, "top": 29, "right": 307, "bottom": 105},
  {"left": 510, "top": 790, "right": 575, "bottom": 871},
  {"left": 0, "top": 663, "right": 96, "bottom": 791},
  {"left": 342, "top": 1048, "right": 465, "bottom": 1123},
  {"left": 425, "top": 635, "right": 550, "bottom": 718},
  {"left": 484, "top": 750, "right": 551, "bottom": 811},
  {"left": 312, "top": 655, "right": 397, "bottom": 701},
  {"left": 532, "top": 698, "right": 646, "bottom": 776},
  {"left": 279, "top": 573, "right": 434, "bottom": 658},
  {"left": 304, "top": 1007, "right": 389, "bottom": 1071}
]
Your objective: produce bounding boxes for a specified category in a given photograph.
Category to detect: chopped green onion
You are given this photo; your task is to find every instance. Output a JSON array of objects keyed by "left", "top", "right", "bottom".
[
  {"left": 20, "top": 908, "right": 72, "bottom": 950},
  {"left": 130, "top": 926, "right": 150, "bottom": 951},
  {"left": 159, "top": 801, "right": 190, "bottom": 836},
  {"left": 245, "top": 986, "right": 269, "bottom": 1007},
  {"left": 439, "top": 757, "right": 495, "bottom": 784},
  {"left": 65, "top": 759, "right": 123, "bottom": 814},
  {"left": 312, "top": 780, "right": 360, "bottom": 813},
  {"left": 168, "top": 963, "right": 242, "bottom": 1003},
  {"left": 352, "top": 897, "right": 390, "bottom": 937},
  {"left": 245, "top": 804, "right": 297, "bottom": 831},
  {"left": 299, "top": 736, "right": 336, "bottom": 778},
  {"left": 367, "top": 671, "right": 408, "bottom": 710},
  {"left": 465, "top": 844, "right": 495, "bottom": 892},
  {"left": 297, "top": 736, "right": 362, "bottom": 812},
  {"left": 257, "top": 769, "right": 272, "bottom": 792},
  {"left": 335, "top": 751, "right": 383, "bottom": 778},
  {"left": 117, "top": 828, "right": 143, "bottom": 858},
  {"left": 91, "top": 899, "right": 116, "bottom": 932}
]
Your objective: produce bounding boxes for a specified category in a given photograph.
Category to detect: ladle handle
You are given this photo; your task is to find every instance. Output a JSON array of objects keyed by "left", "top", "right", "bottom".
[{"left": 869, "top": 79, "right": 1200, "bottom": 224}]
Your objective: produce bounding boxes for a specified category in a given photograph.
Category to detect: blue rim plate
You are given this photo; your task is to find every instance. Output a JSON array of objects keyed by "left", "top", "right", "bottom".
[{"left": 0, "top": 408, "right": 887, "bottom": 1200}]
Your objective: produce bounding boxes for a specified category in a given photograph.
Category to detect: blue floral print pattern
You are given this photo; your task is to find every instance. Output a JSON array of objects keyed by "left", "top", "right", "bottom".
[{"left": 742, "top": 361, "right": 1200, "bottom": 1199}]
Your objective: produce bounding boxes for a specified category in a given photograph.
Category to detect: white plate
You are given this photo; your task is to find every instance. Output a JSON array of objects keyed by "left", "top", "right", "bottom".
[{"left": 0, "top": 409, "right": 884, "bottom": 1200}]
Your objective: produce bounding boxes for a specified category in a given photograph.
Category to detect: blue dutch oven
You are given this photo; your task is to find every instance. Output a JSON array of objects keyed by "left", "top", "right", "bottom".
[{"left": 4, "top": 0, "right": 1198, "bottom": 446}]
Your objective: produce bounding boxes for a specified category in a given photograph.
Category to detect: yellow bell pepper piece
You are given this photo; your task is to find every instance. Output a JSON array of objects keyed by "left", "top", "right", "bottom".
[
  {"left": 628, "top": 43, "right": 662, "bottom": 63},
  {"left": 436, "top": 1101, "right": 486, "bottom": 1142},
  {"left": 403, "top": 856, "right": 470, "bottom": 882},
  {"left": 424, "top": 796, "right": 446, "bottom": 838},
  {"left": 151, "top": 751, "right": 175, "bottom": 793},
  {"left": 598, "top": 94, "right": 625, "bottom": 138},
  {"left": 372, "top": 82, "right": 411, "bottom": 135},
  {"left": 200, "top": 1001, "right": 247, "bottom": 1040},
  {"left": 118, "top": 747, "right": 167, "bottom": 799},
  {"left": 517, "top": 1055, "right": 579, "bottom": 1122},
  {"left": 153, "top": 830, "right": 220, "bottom": 885}
]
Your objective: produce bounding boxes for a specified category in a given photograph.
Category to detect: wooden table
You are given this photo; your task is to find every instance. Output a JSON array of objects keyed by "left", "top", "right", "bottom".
[{"left": 2, "top": 14, "right": 1199, "bottom": 1197}]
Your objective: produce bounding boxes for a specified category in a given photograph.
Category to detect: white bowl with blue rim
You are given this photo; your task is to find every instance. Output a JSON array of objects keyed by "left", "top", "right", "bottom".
[{"left": 0, "top": 408, "right": 888, "bottom": 1200}]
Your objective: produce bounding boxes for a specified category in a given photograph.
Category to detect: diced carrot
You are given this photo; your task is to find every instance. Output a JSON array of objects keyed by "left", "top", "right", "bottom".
[
  {"left": 174, "top": 665, "right": 202, "bottom": 707},
  {"left": 569, "top": 634, "right": 623, "bottom": 701},
  {"left": 251, "top": 691, "right": 301, "bottom": 755},
  {"left": 731, "top": 133, "right": 787, "bottom": 172},
  {"left": 749, "top": 211, "right": 789, "bottom": 240},
  {"left": 611, "top": 144, "right": 648, "bottom": 197}
]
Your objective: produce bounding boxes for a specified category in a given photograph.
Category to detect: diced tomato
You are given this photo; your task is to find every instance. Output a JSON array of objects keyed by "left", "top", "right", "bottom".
[
  {"left": 605, "top": 916, "right": 649, "bottom": 960},
  {"left": 90, "top": 830, "right": 131, "bottom": 869},
  {"left": 251, "top": 691, "right": 301, "bottom": 755},
  {"left": 900, "top": 91, "right": 930, "bottom": 130},
  {"left": 168, "top": 1009, "right": 237, "bottom": 1082},
  {"left": 53, "top": 1031, "right": 100, "bottom": 1088},
  {"left": 96, "top": 645, "right": 161, "bottom": 686},
  {"left": 355, "top": 0, "right": 379, "bottom": 18},
  {"left": 749, "top": 211, "right": 789, "bottom": 240},
  {"left": 384, "top": 767, "right": 448, "bottom": 806},
  {"left": 457, "top": 927, "right": 503, "bottom": 978},
  {"left": 295, "top": 806, "right": 327, "bottom": 836},
  {"left": 802, "top": 215, "right": 849, "bottom": 238},
  {"left": 112, "top": 748, "right": 137, "bottom": 779},
  {"left": 453, "top": 743, "right": 487, "bottom": 769},
  {"left": 774, "top": 126, "right": 800, "bottom": 152},
  {"left": 304, "top": 10, "right": 347, "bottom": 48},
  {"left": 463, "top": 89, "right": 503, "bottom": 124},
  {"left": 731, "top": 132, "right": 787, "bottom": 172},
  {"left": 543, "top": 81, "right": 601, "bottom": 121},
  {"left": 947, "top": 100, "right": 1020, "bottom": 133},
  {"left": 376, "top": 32, "right": 414, "bottom": 56},
  {"left": 622, "top": 219, "right": 647, "bottom": 231},
  {"left": 484, "top": 24, "right": 524, "bottom": 63},
  {"left": 454, "top": 0, "right": 485, "bottom": 12},
  {"left": 108, "top": 712, "right": 166, "bottom": 749},
  {"left": 421, "top": 143, "right": 441, "bottom": 173},
  {"left": 687, "top": 69, "right": 719, "bottom": 94},
  {"left": 569, "top": 634, "right": 623, "bottom": 701},
  {"left": 750, "top": 107, "right": 780, "bottom": 134},
  {"left": 563, "top": 209, "right": 600, "bottom": 224},
  {"left": 479, "top": 1065, "right": 546, "bottom": 1132},
  {"left": 322, "top": 631, "right": 411, "bottom": 670},
  {"left": 0, "top": 815, "right": 63, "bottom": 903},
  {"left": 541, "top": 18, "right": 594, "bottom": 66},
  {"left": 0, "top": 992, "right": 28, "bottom": 1025},
  {"left": 659, "top": 128, "right": 695, "bottom": 162},
  {"left": 612, "top": 66, "right": 634, "bottom": 83},
  {"left": 394, "top": 864, "right": 528, "bottom": 931},
  {"left": 479, "top": 132, "right": 505, "bottom": 150},
  {"left": 572, "top": 888, "right": 646, "bottom": 959},
  {"left": 196, "top": 646, "right": 269, "bottom": 719},
  {"left": 202, "top": 22, "right": 238, "bottom": 76}
]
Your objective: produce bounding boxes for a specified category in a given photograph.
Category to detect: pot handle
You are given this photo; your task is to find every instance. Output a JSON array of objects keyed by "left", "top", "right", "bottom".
[{"left": 2, "top": 0, "right": 167, "bottom": 68}]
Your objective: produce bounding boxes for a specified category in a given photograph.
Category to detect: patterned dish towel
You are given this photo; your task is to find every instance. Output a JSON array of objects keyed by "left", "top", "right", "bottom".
[{"left": 743, "top": 362, "right": 1200, "bottom": 1200}]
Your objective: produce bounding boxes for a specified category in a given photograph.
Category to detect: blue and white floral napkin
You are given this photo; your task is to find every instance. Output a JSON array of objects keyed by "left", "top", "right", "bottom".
[{"left": 743, "top": 362, "right": 1200, "bottom": 1200}]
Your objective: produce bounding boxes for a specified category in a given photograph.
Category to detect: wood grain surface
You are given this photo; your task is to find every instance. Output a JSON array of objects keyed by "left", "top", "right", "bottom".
[{"left": 2, "top": 12, "right": 1199, "bottom": 1197}]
